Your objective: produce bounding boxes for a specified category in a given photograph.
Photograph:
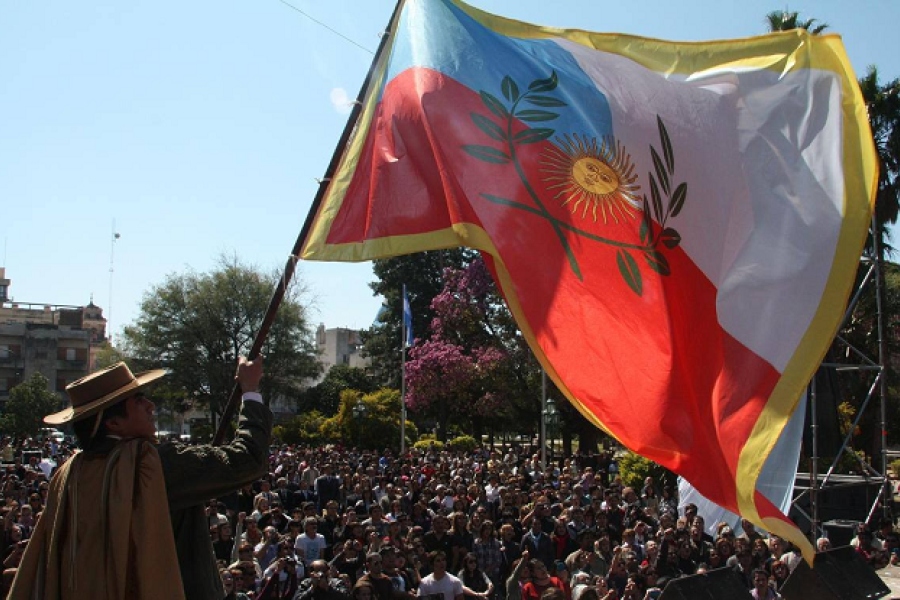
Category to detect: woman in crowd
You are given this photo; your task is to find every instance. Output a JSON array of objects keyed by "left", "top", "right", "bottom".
[
  {"left": 769, "top": 559, "right": 789, "bottom": 592},
  {"left": 450, "top": 512, "right": 474, "bottom": 572},
  {"left": 473, "top": 520, "right": 502, "bottom": 587},
  {"left": 521, "top": 559, "right": 567, "bottom": 600},
  {"left": 551, "top": 521, "right": 576, "bottom": 563},
  {"left": 458, "top": 552, "right": 494, "bottom": 599}
]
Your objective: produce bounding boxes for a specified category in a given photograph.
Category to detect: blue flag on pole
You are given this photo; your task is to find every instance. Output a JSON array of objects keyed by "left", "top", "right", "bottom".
[{"left": 402, "top": 285, "right": 413, "bottom": 348}]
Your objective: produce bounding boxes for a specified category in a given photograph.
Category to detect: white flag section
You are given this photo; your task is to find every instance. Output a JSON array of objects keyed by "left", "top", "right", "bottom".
[{"left": 679, "top": 393, "right": 807, "bottom": 537}]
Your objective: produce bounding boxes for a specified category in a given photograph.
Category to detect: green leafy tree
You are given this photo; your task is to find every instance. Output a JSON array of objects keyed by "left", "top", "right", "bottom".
[
  {"left": 121, "top": 255, "right": 320, "bottom": 425},
  {"left": 92, "top": 341, "right": 128, "bottom": 370},
  {"left": 273, "top": 410, "right": 327, "bottom": 446},
  {"left": 297, "top": 365, "right": 377, "bottom": 416},
  {"left": 320, "top": 388, "right": 417, "bottom": 450},
  {"left": 859, "top": 66, "right": 900, "bottom": 251},
  {"left": 617, "top": 451, "right": 675, "bottom": 490},
  {"left": 0, "top": 373, "right": 61, "bottom": 440}
]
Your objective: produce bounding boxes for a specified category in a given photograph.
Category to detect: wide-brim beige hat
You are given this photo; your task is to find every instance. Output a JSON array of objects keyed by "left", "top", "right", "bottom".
[{"left": 44, "top": 362, "right": 166, "bottom": 425}]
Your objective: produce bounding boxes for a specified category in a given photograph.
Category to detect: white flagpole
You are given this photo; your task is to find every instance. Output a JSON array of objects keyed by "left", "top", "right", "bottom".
[{"left": 400, "top": 285, "right": 408, "bottom": 455}]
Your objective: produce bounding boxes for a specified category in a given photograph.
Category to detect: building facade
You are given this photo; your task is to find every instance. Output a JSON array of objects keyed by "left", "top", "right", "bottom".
[
  {"left": 0, "top": 268, "right": 107, "bottom": 407},
  {"left": 313, "top": 324, "right": 369, "bottom": 384}
]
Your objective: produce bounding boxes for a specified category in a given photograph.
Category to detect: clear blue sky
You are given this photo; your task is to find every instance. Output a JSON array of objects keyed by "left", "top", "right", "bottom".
[{"left": 2, "top": 0, "right": 897, "bottom": 341}]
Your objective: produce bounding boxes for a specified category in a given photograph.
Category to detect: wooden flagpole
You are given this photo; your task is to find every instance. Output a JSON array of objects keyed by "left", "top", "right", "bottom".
[{"left": 213, "top": 0, "right": 406, "bottom": 445}]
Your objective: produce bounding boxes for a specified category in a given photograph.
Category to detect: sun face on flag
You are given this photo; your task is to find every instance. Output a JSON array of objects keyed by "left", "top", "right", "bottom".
[
  {"left": 462, "top": 69, "right": 687, "bottom": 293},
  {"left": 541, "top": 134, "right": 640, "bottom": 224}
]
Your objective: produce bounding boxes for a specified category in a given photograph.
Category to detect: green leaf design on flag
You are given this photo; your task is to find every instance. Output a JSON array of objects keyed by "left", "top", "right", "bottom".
[
  {"left": 658, "top": 115, "right": 674, "bottom": 174},
  {"left": 617, "top": 250, "right": 643, "bottom": 296},
  {"left": 513, "top": 128, "right": 554, "bottom": 144},
  {"left": 515, "top": 110, "right": 559, "bottom": 122},
  {"left": 462, "top": 145, "right": 511, "bottom": 164},
  {"left": 649, "top": 174, "right": 663, "bottom": 223},
  {"left": 669, "top": 182, "right": 687, "bottom": 218},
  {"left": 651, "top": 146, "right": 670, "bottom": 195},
  {"left": 526, "top": 95, "right": 567, "bottom": 107},
  {"left": 464, "top": 75, "right": 689, "bottom": 294},
  {"left": 480, "top": 91, "right": 509, "bottom": 119},
  {"left": 640, "top": 195, "right": 653, "bottom": 244},
  {"left": 528, "top": 71, "right": 558, "bottom": 93},
  {"left": 644, "top": 250, "right": 670, "bottom": 275},
  {"left": 501, "top": 76, "right": 520, "bottom": 102},
  {"left": 660, "top": 228, "right": 681, "bottom": 249},
  {"left": 471, "top": 113, "right": 507, "bottom": 142}
]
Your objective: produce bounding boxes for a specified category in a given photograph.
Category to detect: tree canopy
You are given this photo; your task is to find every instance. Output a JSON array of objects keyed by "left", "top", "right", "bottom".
[
  {"left": 765, "top": 10, "right": 828, "bottom": 34},
  {"left": 297, "top": 364, "right": 377, "bottom": 416},
  {"left": 121, "top": 255, "right": 320, "bottom": 422},
  {"left": 0, "top": 373, "right": 60, "bottom": 440}
]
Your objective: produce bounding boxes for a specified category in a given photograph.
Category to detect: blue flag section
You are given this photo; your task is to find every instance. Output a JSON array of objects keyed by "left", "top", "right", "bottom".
[{"left": 403, "top": 285, "right": 414, "bottom": 348}]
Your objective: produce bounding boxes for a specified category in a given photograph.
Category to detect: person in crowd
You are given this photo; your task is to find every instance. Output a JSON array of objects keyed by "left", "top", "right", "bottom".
[
  {"left": 222, "top": 567, "right": 251, "bottom": 600},
  {"left": 297, "top": 517, "right": 329, "bottom": 565},
  {"left": 354, "top": 581, "right": 376, "bottom": 600},
  {"left": 458, "top": 551, "right": 494, "bottom": 599},
  {"left": 855, "top": 524, "right": 889, "bottom": 569},
  {"left": 359, "top": 551, "right": 399, "bottom": 600},
  {"left": 259, "top": 556, "right": 301, "bottom": 599},
  {"left": 258, "top": 525, "right": 285, "bottom": 571},
  {"left": 521, "top": 516, "right": 555, "bottom": 569},
  {"left": 521, "top": 559, "right": 566, "bottom": 600},
  {"left": 293, "top": 559, "right": 350, "bottom": 600},
  {"left": 418, "top": 550, "right": 464, "bottom": 600},
  {"left": 750, "top": 568, "right": 780, "bottom": 600},
  {"left": 504, "top": 551, "right": 531, "bottom": 600}
]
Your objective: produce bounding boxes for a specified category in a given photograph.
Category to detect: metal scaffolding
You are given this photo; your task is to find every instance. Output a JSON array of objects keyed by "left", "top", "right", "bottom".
[{"left": 792, "top": 218, "right": 893, "bottom": 540}]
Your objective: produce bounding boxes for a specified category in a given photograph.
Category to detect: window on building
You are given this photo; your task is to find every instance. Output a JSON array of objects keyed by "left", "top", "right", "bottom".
[
  {"left": 0, "top": 345, "right": 8, "bottom": 359},
  {"left": 66, "top": 348, "right": 76, "bottom": 361},
  {"left": 0, "top": 378, "right": 6, "bottom": 392}
]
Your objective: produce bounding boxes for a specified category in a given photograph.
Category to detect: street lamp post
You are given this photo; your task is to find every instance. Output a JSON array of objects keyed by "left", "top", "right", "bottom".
[
  {"left": 543, "top": 397, "right": 559, "bottom": 467},
  {"left": 540, "top": 369, "right": 547, "bottom": 470},
  {"left": 352, "top": 399, "right": 368, "bottom": 449}
]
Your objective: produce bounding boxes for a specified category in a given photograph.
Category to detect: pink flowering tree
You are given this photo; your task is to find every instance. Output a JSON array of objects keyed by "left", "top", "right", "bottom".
[
  {"left": 405, "top": 255, "right": 604, "bottom": 452},
  {"left": 405, "top": 257, "right": 530, "bottom": 441}
]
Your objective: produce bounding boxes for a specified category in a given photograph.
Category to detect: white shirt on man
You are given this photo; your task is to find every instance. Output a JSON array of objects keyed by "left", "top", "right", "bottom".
[
  {"left": 294, "top": 532, "right": 327, "bottom": 562},
  {"left": 418, "top": 572, "right": 463, "bottom": 600}
]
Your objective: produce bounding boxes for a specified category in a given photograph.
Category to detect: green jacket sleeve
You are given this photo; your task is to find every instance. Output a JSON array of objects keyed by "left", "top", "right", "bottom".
[{"left": 158, "top": 401, "right": 273, "bottom": 511}]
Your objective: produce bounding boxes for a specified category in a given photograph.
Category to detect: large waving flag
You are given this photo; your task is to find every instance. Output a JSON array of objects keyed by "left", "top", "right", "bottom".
[{"left": 300, "top": 0, "right": 877, "bottom": 561}]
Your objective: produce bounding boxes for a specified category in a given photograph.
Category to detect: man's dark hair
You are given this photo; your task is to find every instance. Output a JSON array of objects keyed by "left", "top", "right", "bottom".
[{"left": 72, "top": 400, "right": 129, "bottom": 449}]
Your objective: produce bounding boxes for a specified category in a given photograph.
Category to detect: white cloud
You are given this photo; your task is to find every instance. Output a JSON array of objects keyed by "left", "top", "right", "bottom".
[{"left": 329, "top": 87, "right": 353, "bottom": 115}]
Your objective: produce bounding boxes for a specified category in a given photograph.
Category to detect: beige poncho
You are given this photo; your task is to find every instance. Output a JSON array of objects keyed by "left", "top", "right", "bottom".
[{"left": 8, "top": 439, "right": 186, "bottom": 600}]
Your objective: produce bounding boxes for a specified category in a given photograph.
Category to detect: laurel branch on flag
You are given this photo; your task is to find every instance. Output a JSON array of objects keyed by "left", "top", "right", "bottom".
[{"left": 462, "top": 70, "right": 687, "bottom": 296}]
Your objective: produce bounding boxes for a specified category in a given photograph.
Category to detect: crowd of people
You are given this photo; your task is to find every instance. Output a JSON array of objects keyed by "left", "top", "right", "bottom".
[{"left": 2, "top": 433, "right": 899, "bottom": 599}]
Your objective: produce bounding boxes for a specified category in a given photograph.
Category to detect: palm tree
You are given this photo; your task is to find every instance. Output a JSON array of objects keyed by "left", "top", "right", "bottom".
[
  {"left": 859, "top": 66, "right": 900, "bottom": 247},
  {"left": 765, "top": 10, "right": 829, "bottom": 34},
  {"left": 767, "top": 11, "right": 899, "bottom": 250}
]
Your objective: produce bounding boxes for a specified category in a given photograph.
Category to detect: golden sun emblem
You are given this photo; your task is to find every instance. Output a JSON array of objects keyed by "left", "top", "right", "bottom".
[{"left": 540, "top": 133, "right": 640, "bottom": 224}]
